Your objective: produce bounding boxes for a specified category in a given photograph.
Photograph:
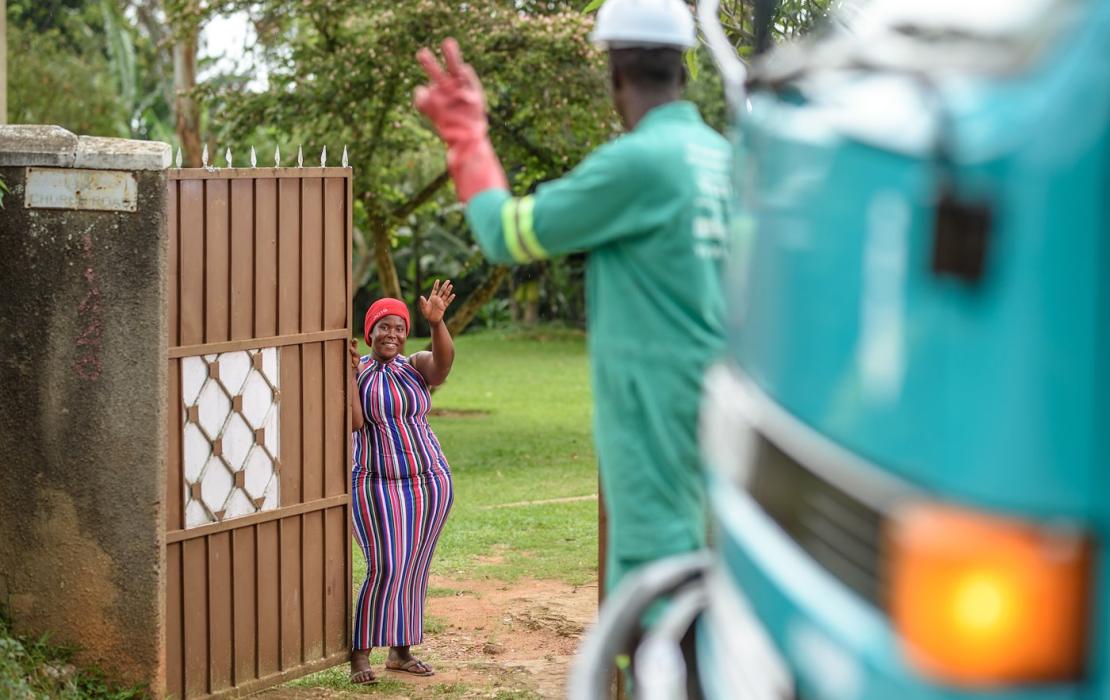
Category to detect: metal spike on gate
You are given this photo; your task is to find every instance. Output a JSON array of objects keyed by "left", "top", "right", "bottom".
[
  {"left": 320, "top": 145, "right": 328, "bottom": 168},
  {"left": 250, "top": 146, "right": 258, "bottom": 168},
  {"left": 297, "top": 145, "right": 304, "bottom": 168},
  {"left": 175, "top": 147, "right": 182, "bottom": 168},
  {"left": 201, "top": 143, "right": 209, "bottom": 168},
  {"left": 274, "top": 145, "right": 281, "bottom": 168},
  {"left": 225, "top": 147, "right": 233, "bottom": 168},
  {"left": 342, "top": 145, "right": 348, "bottom": 168}
]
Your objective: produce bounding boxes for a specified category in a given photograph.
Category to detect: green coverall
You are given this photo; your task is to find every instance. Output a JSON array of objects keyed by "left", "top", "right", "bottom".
[{"left": 466, "top": 101, "right": 729, "bottom": 592}]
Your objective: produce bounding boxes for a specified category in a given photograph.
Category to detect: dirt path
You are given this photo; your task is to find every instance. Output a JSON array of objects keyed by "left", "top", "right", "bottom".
[{"left": 258, "top": 575, "right": 598, "bottom": 699}]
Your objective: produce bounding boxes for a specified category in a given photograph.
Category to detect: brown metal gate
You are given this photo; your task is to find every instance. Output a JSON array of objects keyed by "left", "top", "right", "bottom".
[{"left": 164, "top": 166, "right": 353, "bottom": 698}]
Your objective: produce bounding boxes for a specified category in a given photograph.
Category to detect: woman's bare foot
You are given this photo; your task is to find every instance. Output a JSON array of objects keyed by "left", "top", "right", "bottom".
[
  {"left": 385, "top": 645, "right": 434, "bottom": 676},
  {"left": 349, "top": 649, "right": 377, "bottom": 684}
]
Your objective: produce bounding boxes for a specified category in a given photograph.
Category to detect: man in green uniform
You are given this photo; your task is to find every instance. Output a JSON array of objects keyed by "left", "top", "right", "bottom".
[{"left": 414, "top": 0, "right": 729, "bottom": 593}]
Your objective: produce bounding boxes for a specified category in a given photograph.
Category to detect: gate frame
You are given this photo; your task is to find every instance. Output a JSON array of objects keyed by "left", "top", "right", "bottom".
[{"left": 163, "top": 165, "right": 354, "bottom": 698}]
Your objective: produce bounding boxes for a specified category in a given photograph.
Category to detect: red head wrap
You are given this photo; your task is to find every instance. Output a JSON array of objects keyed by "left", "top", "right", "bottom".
[{"left": 364, "top": 298, "right": 410, "bottom": 345}]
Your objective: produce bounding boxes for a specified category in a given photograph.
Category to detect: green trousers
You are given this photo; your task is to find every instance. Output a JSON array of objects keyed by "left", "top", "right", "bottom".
[{"left": 592, "top": 354, "right": 710, "bottom": 593}]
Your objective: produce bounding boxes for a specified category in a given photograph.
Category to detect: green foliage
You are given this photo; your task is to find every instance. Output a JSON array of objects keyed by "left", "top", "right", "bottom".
[
  {"left": 213, "top": 0, "right": 616, "bottom": 307},
  {"left": 0, "top": 177, "right": 8, "bottom": 210},
  {"left": 6, "top": 9, "right": 129, "bottom": 136},
  {"left": 6, "top": 0, "right": 174, "bottom": 140},
  {"left": 0, "top": 615, "right": 144, "bottom": 700},
  {"left": 352, "top": 328, "right": 597, "bottom": 586},
  {"left": 6, "top": 0, "right": 96, "bottom": 47},
  {"left": 715, "top": 0, "right": 836, "bottom": 57}
]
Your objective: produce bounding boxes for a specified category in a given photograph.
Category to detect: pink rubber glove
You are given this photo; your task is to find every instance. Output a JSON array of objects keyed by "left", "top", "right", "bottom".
[{"left": 415, "top": 39, "right": 509, "bottom": 203}]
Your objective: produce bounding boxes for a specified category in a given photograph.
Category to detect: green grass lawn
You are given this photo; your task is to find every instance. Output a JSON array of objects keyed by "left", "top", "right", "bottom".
[{"left": 354, "top": 326, "right": 599, "bottom": 587}]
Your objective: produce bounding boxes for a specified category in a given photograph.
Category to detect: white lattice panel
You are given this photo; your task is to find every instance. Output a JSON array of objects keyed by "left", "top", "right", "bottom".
[{"left": 182, "top": 348, "right": 281, "bottom": 528}]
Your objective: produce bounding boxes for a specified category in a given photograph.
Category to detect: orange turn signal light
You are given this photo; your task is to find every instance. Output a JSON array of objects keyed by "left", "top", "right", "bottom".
[{"left": 887, "top": 503, "right": 1091, "bottom": 686}]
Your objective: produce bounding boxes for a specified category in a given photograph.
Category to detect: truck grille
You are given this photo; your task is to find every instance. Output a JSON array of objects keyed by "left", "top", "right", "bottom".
[{"left": 746, "top": 432, "right": 885, "bottom": 607}]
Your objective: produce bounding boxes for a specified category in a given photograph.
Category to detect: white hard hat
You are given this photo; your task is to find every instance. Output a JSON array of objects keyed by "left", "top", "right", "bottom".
[{"left": 590, "top": 0, "right": 697, "bottom": 50}]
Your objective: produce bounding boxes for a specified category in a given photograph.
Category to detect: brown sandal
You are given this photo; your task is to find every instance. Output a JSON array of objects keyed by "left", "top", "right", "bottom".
[
  {"left": 349, "top": 668, "right": 378, "bottom": 685},
  {"left": 349, "top": 651, "right": 378, "bottom": 684},
  {"left": 385, "top": 658, "right": 434, "bottom": 676}
]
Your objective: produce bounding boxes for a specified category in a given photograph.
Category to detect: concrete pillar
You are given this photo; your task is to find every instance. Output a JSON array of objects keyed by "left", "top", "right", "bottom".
[{"left": 0, "top": 125, "right": 170, "bottom": 695}]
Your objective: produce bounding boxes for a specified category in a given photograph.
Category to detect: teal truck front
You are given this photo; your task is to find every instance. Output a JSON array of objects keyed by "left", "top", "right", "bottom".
[{"left": 697, "top": 0, "right": 1110, "bottom": 698}]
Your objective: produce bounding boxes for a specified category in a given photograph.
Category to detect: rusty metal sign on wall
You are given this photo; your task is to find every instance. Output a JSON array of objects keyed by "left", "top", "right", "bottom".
[
  {"left": 24, "top": 167, "right": 138, "bottom": 211},
  {"left": 164, "top": 164, "right": 353, "bottom": 699}
]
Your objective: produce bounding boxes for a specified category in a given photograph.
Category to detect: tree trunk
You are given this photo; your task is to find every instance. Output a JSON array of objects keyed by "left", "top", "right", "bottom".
[
  {"left": 411, "top": 226, "right": 426, "bottom": 337},
  {"left": 508, "top": 278, "right": 520, "bottom": 323},
  {"left": 173, "top": 20, "right": 201, "bottom": 166},
  {"left": 361, "top": 170, "right": 448, "bottom": 306},
  {"left": 446, "top": 266, "right": 510, "bottom": 337},
  {"left": 517, "top": 279, "right": 541, "bottom": 326},
  {"left": 370, "top": 215, "right": 403, "bottom": 301},
  {"left": 134, "top": 1, "right": 173, "bottom": 117},
  {"left": 352, "top": 227, "right": 375, "bottom": 289}
]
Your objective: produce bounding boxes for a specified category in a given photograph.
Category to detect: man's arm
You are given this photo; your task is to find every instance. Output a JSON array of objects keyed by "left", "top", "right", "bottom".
[
  {"left": 415, "top": 39, "right": 670, "bottom": 263},
  {"left": 466, "top": 139, "right": 668, "bottom": 264}
]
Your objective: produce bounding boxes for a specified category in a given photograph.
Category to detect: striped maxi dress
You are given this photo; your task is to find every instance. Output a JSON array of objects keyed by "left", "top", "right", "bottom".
[{"left": 352, "top": 354, "right": 454, "bottom": 649}]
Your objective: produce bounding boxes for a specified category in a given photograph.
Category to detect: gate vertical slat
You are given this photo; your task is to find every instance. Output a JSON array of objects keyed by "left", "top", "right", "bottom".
[
  {"left": 256, "top": 520, "right": 280, "bottom": 678},
  {"left": 324, "top": 507, "right": 346, "bottom": 655},
  {"left": 182, "top": 538, "right": 209, "bottom": 696},
  {"left": 166, "top": 181, "right": 183, "bottom": 542},
  {"left": 303, "top": 511, "right": 325, "bottom": 659},
  {"left": 301, "top": 178, "right": 324, "bottom": 333},
  {"left": 167, "top": 543, "right": 184, "bottom": 700},
  {"left": 279, "top": 517, "right": 303, "bottom": 669},
  {"left": 231, "top": 527, "right": 257, "bottom": 684},
  {"left": 168, "top": 359, "right": 183, "bottom": 530},
  {"left": 205, "top": 181, "right": 231, "bottom": 343},
  {"left": 303, "top": 343, "right": 324, "bottom": 501},
  {"left": 254, "top": 180, "right": 278, "bottom": 339},
  {"left": 279, "top": 346, "right": 303, "bottom": 503},
  {"left": 324, "top": 342, "right": 345, "bottom": 498},
  {"left": 277, "top": 178, "right": 300, "bottom": 336},
  {"left": 345, "top": 174, "right": 354, "bottom": 659},
  {"left": 180, "top": 181, "right": 205, "bottom": 346},
  {"left": 207, "top": 533, "right": 233, "bottom": 690},
  {"left": 169, "top": 180, "right": 180, "bottom": 347},
  {"left": 324, "top": 179, "right": 346, "bottom": 330},
  {"left": 230, "top": 179, "right": 254, "bottom": 341}
]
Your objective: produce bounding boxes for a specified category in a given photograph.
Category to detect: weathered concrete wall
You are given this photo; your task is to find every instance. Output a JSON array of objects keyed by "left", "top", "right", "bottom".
[{"left": 0, "top": 125, "right": 170, "bottom": 695}]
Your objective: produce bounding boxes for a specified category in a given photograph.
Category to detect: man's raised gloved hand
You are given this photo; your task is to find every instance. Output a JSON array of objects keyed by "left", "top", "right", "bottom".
[{"left": 415, "top": 39, "right": 508, "bottom": 203}]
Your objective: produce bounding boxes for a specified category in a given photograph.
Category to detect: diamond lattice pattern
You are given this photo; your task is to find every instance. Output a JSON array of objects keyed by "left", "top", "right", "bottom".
[{"left": 182, "top": 348, "right": 281, "bottom": 528}]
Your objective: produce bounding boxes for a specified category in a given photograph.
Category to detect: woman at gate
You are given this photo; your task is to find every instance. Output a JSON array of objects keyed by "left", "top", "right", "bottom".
[{"left": 348, "top": 280, "right": 457, "bottom": 683}]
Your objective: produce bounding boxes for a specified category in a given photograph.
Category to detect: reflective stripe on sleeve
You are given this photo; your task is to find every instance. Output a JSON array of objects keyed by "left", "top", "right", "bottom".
[{"left": 500, "top": 196, "right": 547, "bottom": 263}]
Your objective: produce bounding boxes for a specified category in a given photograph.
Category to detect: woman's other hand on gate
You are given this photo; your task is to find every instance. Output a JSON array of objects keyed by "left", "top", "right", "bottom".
[
  {"left": 419, "top": 279, "right": 456, "bottom": 326},
  {"left": 349, "top": 339, "right": 363, "bottom": 370},
  {"left": 349, "top": 339, "right": 366, "bottom": 431}
]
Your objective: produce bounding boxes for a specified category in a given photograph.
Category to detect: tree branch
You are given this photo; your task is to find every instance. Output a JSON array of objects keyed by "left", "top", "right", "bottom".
[
  {"left": 363, "top": 80, "right": 400, "bottom": 176},
  {"left": 488, "top": 110, "right": 563, "bottom": 172},
  {"left": 390, "top": 170, "right": 450, "bottom": 222}
]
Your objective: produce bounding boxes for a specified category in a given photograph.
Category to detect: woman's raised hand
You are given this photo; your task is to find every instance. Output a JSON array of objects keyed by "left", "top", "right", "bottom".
[{"left": 419, "top": 279, "right": 456, "bottom": 325}]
